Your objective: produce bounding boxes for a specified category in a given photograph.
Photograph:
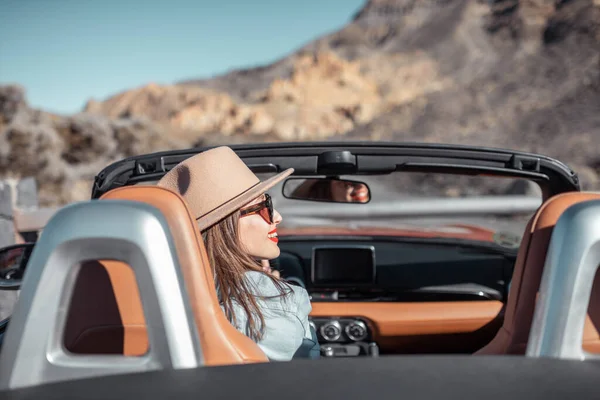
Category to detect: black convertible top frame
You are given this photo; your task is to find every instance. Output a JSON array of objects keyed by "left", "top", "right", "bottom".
[{"left": 91, "top": 141, "right": 580, "bottom": 200}]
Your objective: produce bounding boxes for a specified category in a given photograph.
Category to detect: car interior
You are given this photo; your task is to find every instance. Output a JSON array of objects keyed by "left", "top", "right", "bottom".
[
  {"left": 57, "top": 188, "right": 600, "bottom": 362},
  {"left": 1, "top": 143, "right": 600, "bottom": 372}
]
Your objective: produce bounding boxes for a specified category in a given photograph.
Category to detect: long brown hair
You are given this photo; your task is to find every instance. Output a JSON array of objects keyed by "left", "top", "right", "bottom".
[{"left": 202, "top": 209, "right": 292, "bottom": 341}]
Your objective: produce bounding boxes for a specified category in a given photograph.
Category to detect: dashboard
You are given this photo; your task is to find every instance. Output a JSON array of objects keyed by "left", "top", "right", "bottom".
[
  {"left": 277, "top": 238, "right": 515, "bottom": 301},
  {"left": 275, "top": 237, "right": 517, "bottom": 357}
]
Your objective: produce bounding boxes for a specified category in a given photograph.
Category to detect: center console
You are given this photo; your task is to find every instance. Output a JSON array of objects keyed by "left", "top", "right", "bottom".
[
  {"left": 310, "top": 316, "right": 379, "bottom": 358},
  {"left": 308, "top": 245, "right": 380, "bottom": 357}
]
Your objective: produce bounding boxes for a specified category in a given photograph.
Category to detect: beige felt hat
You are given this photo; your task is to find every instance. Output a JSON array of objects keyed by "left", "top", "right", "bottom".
[{"left": 157, "top": 146, "right": 294, "bottom": 231}]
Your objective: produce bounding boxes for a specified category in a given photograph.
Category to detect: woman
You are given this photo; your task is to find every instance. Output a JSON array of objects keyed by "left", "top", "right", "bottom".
[
  {"left": 157, "top": 146, "right": 314, "bottom": 361},
  {"left": 291, "top": 178, "right": 370, "bottom": 203}
]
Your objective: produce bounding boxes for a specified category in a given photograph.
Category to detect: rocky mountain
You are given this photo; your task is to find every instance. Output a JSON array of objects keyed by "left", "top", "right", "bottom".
[
  {"left": 1, "top": 0, "right": 599, "bottom": 206},
  {"left": 0, "top": 86, "right": 181, "bottom": 205}
]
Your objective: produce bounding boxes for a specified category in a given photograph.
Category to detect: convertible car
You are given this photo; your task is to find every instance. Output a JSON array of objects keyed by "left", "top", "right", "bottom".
[{"left": 0, "top": 141, "right": 599, "bottom": 399}]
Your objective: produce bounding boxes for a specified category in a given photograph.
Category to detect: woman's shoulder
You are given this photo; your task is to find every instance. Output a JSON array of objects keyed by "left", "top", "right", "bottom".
[{"left": 243, "top": 271, "right": 311, "bottom": 313}]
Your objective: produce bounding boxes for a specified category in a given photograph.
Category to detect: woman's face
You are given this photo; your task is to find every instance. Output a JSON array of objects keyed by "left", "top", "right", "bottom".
[
  {"left": 330, "top": 181, "right": 370, "bottom": 203},
  {"left": 238, "top": 194, "right": 282, "bottom": 260}
]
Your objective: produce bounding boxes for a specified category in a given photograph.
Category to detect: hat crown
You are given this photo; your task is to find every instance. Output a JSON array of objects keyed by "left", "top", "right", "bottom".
[{"left": 158, "top": 147, "right": 260, "bottom": 220}]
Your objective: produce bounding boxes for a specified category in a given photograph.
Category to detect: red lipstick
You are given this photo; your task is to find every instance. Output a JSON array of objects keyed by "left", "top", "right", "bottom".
[{"left": 268, "top": 229, "right": 278, "bottom": 243}]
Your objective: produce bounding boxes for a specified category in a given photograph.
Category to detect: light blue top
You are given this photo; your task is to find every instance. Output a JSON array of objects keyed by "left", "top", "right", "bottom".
[{"left": 222, "top": 271, "right": 313, "bottom": 361}]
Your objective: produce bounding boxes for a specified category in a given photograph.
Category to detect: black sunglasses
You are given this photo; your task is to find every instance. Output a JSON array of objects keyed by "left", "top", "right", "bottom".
[{"left": 240, "top": 193, "right": 274, "bottom": 224}]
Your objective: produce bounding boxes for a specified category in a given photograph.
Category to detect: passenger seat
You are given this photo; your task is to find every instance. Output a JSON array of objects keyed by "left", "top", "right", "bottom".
[
  {"left": 476, "top": 192, "right": 600, "bottom": 355},
  {"left": 64, "top": 186, "right": 269, "bottom": 365}
]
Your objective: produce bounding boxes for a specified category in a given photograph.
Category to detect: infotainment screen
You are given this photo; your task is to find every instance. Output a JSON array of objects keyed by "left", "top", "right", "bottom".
[{"left": 311, "top": 246, "right": 376, "bottom": 286}]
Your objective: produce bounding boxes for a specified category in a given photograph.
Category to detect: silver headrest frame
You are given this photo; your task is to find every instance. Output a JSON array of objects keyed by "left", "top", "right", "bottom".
[
  {"left": 0, "top": 199, "right": 204, "bottom": 390},
  {"left": 527, "top": 199, "right": 600, "bottom": 360}
]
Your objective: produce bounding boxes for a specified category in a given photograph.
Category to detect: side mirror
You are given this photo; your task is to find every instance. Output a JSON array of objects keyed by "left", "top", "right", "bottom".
[
  {"left": 0, "top": 243, "right": 35, "bottom": 289},
  {"left": 282, "top": 178, "right": 371, "bottom": 204}
]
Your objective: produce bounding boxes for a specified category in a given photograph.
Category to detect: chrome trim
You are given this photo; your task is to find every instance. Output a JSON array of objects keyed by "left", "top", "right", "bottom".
[
  {"left": 526, "top": 199, "right": 600, "bottom": 360},
  {"left": 345, "top": 320, "right": 368, "bottom": 342},
  {"left": 0, "top": 200, "right": 204, "bottom": 390},
  {"left": 320, "top": 320, "right": 342, "bottom": 342}
]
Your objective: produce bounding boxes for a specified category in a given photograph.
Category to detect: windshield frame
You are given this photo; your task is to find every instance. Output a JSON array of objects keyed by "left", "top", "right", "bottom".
[{"left": 91, "top": 141, "right": 580, "bottom": 201}]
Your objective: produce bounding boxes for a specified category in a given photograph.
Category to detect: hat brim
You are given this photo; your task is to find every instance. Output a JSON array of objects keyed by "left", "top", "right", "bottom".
[{"left": 196, "top": 168, "right": 294, "bottom": 231}]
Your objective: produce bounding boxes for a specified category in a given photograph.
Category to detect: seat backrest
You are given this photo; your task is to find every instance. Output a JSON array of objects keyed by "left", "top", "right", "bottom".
[
  {"left": 64, "top": 259, "right": 147, "bottom": 355},
  {"left": 64, "top": 185, "right": 268, "bottom": 365},
  {"left": 477, "top": 192, "right": 600, "bottom": 355}
]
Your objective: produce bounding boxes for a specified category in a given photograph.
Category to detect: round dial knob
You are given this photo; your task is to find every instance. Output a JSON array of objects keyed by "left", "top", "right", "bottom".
[
  {"left": 345, "top": 320, "right": 368, "bottom": 342},
  {"left": 320, "top": 320, "right": 342, "bottom": 341}
]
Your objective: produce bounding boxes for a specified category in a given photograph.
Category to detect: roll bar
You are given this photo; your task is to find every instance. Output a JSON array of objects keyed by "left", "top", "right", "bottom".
[
  {"left": 0, "top": 199, "right": 204, "bottom": 390},
  {"left": 527, "top": 199, "right": 600, "bottom": 360}
]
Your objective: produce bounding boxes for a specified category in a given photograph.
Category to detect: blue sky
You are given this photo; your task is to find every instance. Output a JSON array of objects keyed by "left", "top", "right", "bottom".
[{"left": 0, "top": 0, "right": 364, "bottom": 115}]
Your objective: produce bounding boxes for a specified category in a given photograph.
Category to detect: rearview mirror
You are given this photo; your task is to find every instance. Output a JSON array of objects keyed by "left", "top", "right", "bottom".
[
  {"left": 0, "top": 243, "right": 35, "bottom": 289},
  {"left": 282, "top": 178, "right": 371, "bottom": 203}
]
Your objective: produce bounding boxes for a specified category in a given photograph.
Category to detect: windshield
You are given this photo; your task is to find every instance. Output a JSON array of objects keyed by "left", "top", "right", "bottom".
[{"left": 259, "top": 172, "right": 540, "bottom": 243}]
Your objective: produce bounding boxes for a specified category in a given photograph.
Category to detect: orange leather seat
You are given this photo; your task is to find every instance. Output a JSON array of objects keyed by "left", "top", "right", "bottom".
[
  {"left": 64, "top": 185, "right": 268, "bottom": 365},
  {"left": 476, "top": 192, "right": 600, "bottom": 355}
]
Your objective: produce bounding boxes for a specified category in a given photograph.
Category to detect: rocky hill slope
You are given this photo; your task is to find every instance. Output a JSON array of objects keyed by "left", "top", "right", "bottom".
[
  {"left": 0, "top": 86, "right": 181, "bottom": 205},
  {"left": 1, "top": 0, "right": 599, "bottom": 205}
]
